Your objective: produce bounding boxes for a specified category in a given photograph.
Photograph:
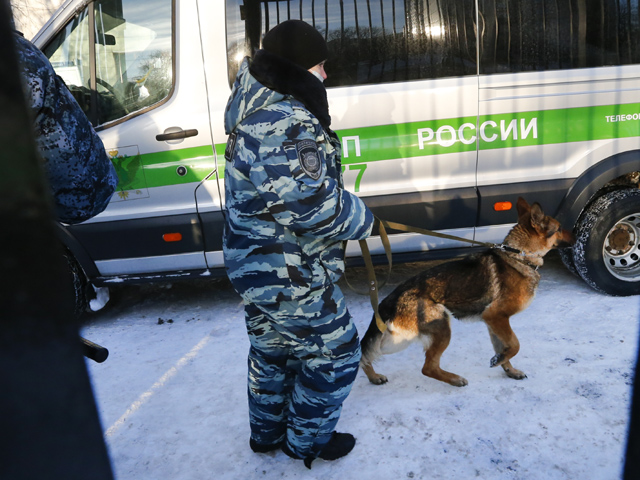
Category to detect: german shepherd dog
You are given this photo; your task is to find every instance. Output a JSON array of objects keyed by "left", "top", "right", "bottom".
[{"left": 360, "top": 198, "right": 574, "bottom": 387}]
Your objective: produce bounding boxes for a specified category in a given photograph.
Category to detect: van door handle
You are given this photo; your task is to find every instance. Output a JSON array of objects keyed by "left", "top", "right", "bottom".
[{"left": 156, "top": 129, "right": 199, "bottom": 141}]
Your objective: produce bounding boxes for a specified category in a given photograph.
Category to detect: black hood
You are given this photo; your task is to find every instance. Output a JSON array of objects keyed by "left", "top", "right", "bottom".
[{"left": 249, "top": 49, "right": 331, "bottom": 128}]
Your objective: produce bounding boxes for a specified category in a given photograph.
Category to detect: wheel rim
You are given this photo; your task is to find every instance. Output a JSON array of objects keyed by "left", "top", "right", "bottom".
[{"left": 602, "top": 213, "right": 640, "bottom": 281}]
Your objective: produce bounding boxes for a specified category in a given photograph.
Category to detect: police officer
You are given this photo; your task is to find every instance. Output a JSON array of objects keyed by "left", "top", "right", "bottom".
[
  {"left": 223, "top": 20, "right": 374, "bottom": 468},
  {"left": 13, "top": 26, "right": 118, "bottom": 224}
]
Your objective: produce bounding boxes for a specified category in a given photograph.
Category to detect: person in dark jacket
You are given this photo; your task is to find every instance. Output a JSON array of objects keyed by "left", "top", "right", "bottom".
[
  {"left": 223, "top": 20, "right": 374, "bottom": 468},
  {"left": 13, "top": 28, "right": 118, "bottom": 224}
]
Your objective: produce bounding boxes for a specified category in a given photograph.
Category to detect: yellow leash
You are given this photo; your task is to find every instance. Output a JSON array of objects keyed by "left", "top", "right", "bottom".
[{"left": 345, "top": 219, "right": 392, "bottom": 333}]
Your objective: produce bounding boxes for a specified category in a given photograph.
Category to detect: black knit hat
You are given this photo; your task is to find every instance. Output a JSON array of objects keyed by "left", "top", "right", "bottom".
[{"left": 262, "top": 20, "right": 328, "bottom": 70}]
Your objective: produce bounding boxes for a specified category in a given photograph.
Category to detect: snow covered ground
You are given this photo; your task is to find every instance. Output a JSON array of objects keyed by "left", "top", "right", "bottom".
[{"left": 81, "top": 251, "right": 640, "bottom": 480}]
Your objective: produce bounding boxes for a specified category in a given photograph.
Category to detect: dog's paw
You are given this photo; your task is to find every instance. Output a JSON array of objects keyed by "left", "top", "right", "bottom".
[
  {"left": 504, "top": 367, "right": 527, "bottom": 380},
  {"left": 368, "top": 374, "right": 388, "bottom": 385},
  {"left": 449, "top": 375, "right": 468, "bottom": 387},
  {"left": 490, "top": 353, "right": 505, "bottom": 368}
]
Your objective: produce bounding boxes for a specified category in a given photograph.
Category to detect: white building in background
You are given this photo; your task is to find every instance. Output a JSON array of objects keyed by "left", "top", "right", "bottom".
[{"left": 11, "top": 0, "right": 64, "bottom": 40}]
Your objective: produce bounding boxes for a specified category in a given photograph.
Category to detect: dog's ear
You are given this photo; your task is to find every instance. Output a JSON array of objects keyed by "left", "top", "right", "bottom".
[
  {"left": 529, "top": 202, "right": 547, "bottom": 230},
  {"left": 516, "top": 197, "right": 530, "bottom": 218}
]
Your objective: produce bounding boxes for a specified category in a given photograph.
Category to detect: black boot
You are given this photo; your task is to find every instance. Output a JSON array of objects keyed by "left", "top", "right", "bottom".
[
  {"left": 282, "top": 432, "right": 356, "bottom": 469},
  {"left": 316, "top": 432, "right": 356, "bottom": 460},
  {"left": 250, "top": 438, "right": 282, "bottom": 453}
]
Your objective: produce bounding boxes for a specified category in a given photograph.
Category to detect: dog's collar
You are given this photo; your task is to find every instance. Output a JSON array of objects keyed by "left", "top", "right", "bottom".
[
  {"left": 521, "top": 257, "right": 541, "bottom": 271},
  {"left": 497, "top": 244, "right": 542, "bottom": 271}
]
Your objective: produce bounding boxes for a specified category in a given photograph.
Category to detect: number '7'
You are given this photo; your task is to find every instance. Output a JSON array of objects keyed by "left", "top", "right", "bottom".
[{"left": 341, "top": 164, "right": 367, "bottom": 192}]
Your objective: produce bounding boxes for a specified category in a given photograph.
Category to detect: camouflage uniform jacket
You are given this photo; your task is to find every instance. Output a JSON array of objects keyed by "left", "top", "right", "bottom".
[
  {"left": 223, "top": 58, "right": 374, "bottom": 304},
  {"left": 14, "top": 31, "right": 118, "bottom": 224}
]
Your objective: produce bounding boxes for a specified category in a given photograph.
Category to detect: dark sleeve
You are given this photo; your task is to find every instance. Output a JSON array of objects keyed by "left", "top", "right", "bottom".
[{"left": 15, "top": 33, "right": 119, "bottom": 224}]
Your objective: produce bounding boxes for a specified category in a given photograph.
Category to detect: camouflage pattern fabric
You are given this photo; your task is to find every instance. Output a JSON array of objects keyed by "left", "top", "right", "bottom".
[
  {"left": 245, "top": 283, "right": 360, "bottom": 456},
  {"left": 224, "top": 58, "right": 373, "bottom": 458},
  {"left": 14, "top": 32, "right": 118, "bottom": 224},
  {"left": 223, "top": 59, "right": 373, "bottom": 303}
]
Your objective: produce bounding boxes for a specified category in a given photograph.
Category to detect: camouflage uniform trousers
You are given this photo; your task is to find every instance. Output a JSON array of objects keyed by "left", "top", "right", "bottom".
[{"left": 244, "top": 282, "right": 361, "bottom": 457}]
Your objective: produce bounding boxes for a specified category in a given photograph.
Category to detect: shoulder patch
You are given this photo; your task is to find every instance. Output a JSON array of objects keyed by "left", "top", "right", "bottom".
[
  {"left": 296, "top": 140, "right": 322, "bottom": 180},
  {"left": 225, "top": 132, "right": 237, "bottom": 161}
]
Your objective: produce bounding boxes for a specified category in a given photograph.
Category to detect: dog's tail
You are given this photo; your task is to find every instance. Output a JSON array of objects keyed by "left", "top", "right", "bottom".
[{"left": 360, "top": 313, "right": 385, "bottom": 369}]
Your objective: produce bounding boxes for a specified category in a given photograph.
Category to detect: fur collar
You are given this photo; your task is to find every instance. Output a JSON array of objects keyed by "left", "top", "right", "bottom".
[{"left": 249, "top": 49, "right": 331, "bottom": 128}]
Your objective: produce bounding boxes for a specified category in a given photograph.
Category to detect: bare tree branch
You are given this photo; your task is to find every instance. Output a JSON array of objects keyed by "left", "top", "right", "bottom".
[{"left": 10, "top": 0, "right": 64, "bottom": 40}]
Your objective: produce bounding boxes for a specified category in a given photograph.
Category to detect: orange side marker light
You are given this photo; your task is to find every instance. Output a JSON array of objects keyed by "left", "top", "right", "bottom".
[
  {"left": 163, "top": 233, "right": 183, "bottom": 242},
  {"left": 494, "top": 201, "right": 512, "bottom": 212}
]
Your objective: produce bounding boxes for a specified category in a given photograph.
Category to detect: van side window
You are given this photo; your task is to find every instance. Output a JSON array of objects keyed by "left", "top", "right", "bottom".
[
  {"left": 43, "top": 0, "right": 174, "bottom": 127},
  {"left": 226, "top": 0, "right": 477, "bottom": 88},
  {"left": 480, "top": 0, "right": 640, "bottom": 73}
]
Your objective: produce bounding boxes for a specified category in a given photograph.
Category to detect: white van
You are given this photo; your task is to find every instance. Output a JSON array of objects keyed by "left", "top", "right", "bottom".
[{"left": 32, "top": 0, "right": 640, "bottom": 312}]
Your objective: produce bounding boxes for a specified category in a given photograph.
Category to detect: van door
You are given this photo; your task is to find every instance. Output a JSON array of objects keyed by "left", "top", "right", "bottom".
[
  {"left": 193, "top": 0, "right": 230, "bottom": 270},
  {"left": 475, "top": 0, "right": 640, "bottom": 243},
  {"left": 38, "top": 0, "right": 218, "bottom": 277}
]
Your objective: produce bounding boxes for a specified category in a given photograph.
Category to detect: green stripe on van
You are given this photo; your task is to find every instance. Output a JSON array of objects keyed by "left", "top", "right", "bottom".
[
  {"left": 215, "top": 142, "right": 226, "bottom": 179},
  {"left": 336, "top": 115, "right": 478, "bottom": 163},
  {"left": 114, "top": 102, "right": 640, "bottom": 189},
  {"left": 478, "top": 103, "right": 640, "bottom": 151},
  {"left": 334, "top": 102, "right": 640, "bottom": 164},
  {"left": 111, "top": 145, "right": 216, "bottom": 191},
  {"left": 216, "top": 102, "right": 640, "bottom": 170},
  {"left": 139, "top": 145, "right": 216, "bottom": 187}
]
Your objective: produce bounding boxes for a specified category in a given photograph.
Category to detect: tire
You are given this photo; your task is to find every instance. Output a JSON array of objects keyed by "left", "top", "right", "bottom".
[
  {"left": 558, "top": 247, "right": 580, "bottom": 277},
  {"left": 62, "top": 250, "right": 89, "bottom": 319},
  {"left": 572, "top": 188, "right": 640, "bottom": 296}
]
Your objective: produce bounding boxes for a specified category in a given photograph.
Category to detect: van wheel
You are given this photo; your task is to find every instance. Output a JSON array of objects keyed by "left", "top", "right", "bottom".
[
  {"left": 63, "top": 250, "right": 89, "bottom": 318},
  {"left": 573, "top": 188, "right": 640, "bottom": 296}
]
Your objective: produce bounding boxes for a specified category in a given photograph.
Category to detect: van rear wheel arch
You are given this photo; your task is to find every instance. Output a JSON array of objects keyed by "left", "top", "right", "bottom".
[{"left": 555, "top": 150, "right": 640, "bottom": 231}]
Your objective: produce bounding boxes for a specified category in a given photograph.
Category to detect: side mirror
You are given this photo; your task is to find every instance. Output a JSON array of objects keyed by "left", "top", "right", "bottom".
[{"left": 96, "top": 34, "right": 116, "bottom": 46}]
